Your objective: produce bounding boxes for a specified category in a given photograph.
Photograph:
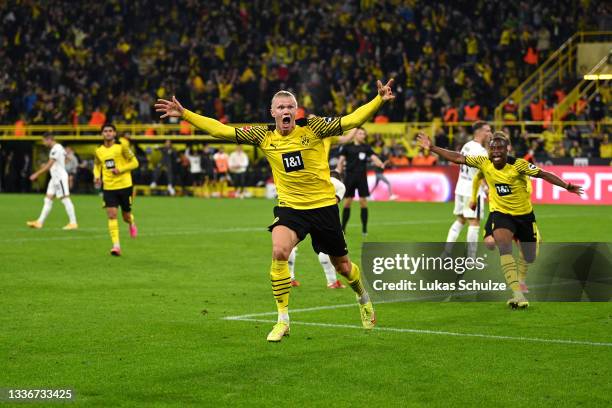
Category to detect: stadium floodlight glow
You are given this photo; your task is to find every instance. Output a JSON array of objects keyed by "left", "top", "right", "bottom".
[{"left": 583, "top": 74, "right": 612, "bottom": 80}]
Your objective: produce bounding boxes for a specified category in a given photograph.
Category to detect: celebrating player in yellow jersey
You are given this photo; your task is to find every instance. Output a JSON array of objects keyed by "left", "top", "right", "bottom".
[
  {"left": 417, "top": 131, "right": 582, "bottom": 309},
  {"left": 156, "top": 80, "right": 395, "bottom": 341},
  {"left": 93, "top": 124, "right": 139, "bottom": 256},
  {"left": 470, "top": 169, "right": 533, "bottom": 292}
]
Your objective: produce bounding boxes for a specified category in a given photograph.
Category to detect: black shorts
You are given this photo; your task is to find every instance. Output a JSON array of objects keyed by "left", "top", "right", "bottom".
[
  {"left": 344, "top": 173, "right": 369, "bottom": 198},
  {"left": 103, "top": 186, "right": 134, "bottom": 212},
  {"left": 490, "top": 211, "right": 539, "bottom": 242},
  {"left": 483, "top": 214, "right": 493, "bottom": 238},
  {"left": 268, "top": 204, "right": 348, "bottom": 257}
]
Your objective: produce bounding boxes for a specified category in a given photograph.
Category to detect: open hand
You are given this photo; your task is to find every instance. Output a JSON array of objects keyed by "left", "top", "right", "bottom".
[
  {"left": 155, "top": 95, "right": 185, "bottom": 119},
  {"left": 416, "top": 132, "right": 431, "bottom": 149},
  {"left": 567, "top": 183, "right": 583, "bottom": 195}
]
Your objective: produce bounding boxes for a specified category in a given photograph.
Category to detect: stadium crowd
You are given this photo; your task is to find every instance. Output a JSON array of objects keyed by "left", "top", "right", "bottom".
[
  {"left": 0, "top": 0, "right": 610, "bottom": 193},
  {"left": 1, "top": 0, "right": 609, "bottom": 125}
]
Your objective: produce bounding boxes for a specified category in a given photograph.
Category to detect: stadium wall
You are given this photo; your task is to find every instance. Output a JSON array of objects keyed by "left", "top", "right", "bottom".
[{"left": 366, "top": 166, "right": 612, "bottom": 205}]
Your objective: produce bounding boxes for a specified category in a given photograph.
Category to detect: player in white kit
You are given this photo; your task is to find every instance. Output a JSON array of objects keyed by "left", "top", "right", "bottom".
[
  {"left": 27, "top": 134, "right": 78, "bottom": 230},
  {"left": 288, "top": 171, "right": 347, "bottom": 289},
  {"left": 443, "top": 121, "right": 492, "bottom": 259}
]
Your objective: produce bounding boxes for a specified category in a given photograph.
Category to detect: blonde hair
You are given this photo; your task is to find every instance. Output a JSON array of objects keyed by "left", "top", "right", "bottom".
[{"left": 271, "top": 90, "right": 298, "bottom": 108}]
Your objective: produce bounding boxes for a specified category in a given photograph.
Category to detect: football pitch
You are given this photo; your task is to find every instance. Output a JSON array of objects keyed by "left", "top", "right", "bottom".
[{"left": 1, "top": 194, "right": 611, "bottom": 407}]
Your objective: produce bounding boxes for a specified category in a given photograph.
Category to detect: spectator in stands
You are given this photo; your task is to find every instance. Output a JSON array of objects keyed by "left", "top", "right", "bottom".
[
  {"left": 150, "top": 140, "right": 178, "bottom": 196},
  {"left": 569, "top": 140, "right": 583, "bottom": 158},
  {"left": 599, "top": 134, "right": 611, "bottom": 159},
  {"left": 213, "top": 147, "right": 230, "bottom": 197},
  {"left": 412, "top": 148, "right": 437, "bottom": 166},
  {"left": 185, "top": 146, "right": 204, "bottom": 196},
  {"left": 228, "top": 145, "right": 249, "bottom": 198},
  {"left": 65, "top": 147, "right": 79, "bottom": 190}
]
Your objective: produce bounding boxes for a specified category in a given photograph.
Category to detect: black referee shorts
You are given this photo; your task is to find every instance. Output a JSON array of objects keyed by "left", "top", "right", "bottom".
[
  {"left": 268, "top": 204, "right": 348, "bottom": 257},
  {"left": 103, "top": 186, "right": 134, "bottom": 212},
  {"left": 344, "top": 173, "right": 369, "bottom": 198},
  {"left": 490, "top": 211, "right": 539, "bottom": 243}
]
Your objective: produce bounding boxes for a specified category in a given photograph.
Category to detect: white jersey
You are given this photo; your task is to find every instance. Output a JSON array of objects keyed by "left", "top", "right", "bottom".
[
  {"left": 185, "top": 149, "right": 202, "bottom": 173},
  {"left": 49, "top": 143, "right": 68, "bottom": 179},
  {"left": 330, "top": 176, "right": 346, "bottom": 201},
  {"left": 228, "top": 151, "right": 249, "bottom": 174},
  {"left": 455, "top": 140, "right": 487, "bottom": 196}
]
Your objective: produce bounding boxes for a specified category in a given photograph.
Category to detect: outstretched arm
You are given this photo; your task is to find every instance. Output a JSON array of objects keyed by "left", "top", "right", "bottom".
[
  {"left": 155, "top": 96, "right": 236, "bottom": 140},
  {"left": 340, "top": 79, "right": 395, "bottom": 130},
  {"left": 534, "top": 169, "right": 583, "bottom": 195},
  {"left": 416, "top": 132, "right": 466, "bottom": 164}
]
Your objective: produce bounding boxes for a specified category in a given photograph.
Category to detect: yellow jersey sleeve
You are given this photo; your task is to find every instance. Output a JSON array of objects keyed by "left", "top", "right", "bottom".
[
  {"left": 340, "top": 95, "right": 383, "bottom": 130},
  {"left": 307, "top": 116, "right": 342, "bottom": 139},
  {"left": 471, "top": 170, "right": 484, "bottom": 202},
  {"left": 93, "top": 148, "right": 102, "bottom": 179},
  {"left": 465, "top": 155, "right": 489, "bottom": 169},
  {"left": 235, "top": 126, "right": 268, "bottom": 146},
  {"left": 514, "top": 158, "right": 541, "bottom": 177},
  {"left": 182, "top": 109, "right": 236, "bottom": 141}
]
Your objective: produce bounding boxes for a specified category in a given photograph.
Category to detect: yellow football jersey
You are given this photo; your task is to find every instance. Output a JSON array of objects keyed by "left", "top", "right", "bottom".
[
  {"left": 235, "top": 116, "right": 343, "bottom": 209},
  {"left": 94, "top": 138, "right": 139, "bottom": 190},
  {"left": 465, "top": 156, "right": 540, "bottom": 216}
]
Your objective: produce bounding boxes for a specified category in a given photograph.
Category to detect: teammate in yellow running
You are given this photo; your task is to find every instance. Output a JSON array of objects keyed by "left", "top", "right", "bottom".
[
  {"left": 417, "top": 131, "right": 582, "bottom": 308},
  {"left": 156, "top": 80, "right": 395, "bottom": 341},
  {"left": 93, "top": 124, "right": 139, "bottom": 256}
]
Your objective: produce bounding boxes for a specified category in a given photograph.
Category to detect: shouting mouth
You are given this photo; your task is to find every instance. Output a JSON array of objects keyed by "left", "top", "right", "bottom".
[{"left": 282, "top": 115, "right": 291, "bottom": 125}]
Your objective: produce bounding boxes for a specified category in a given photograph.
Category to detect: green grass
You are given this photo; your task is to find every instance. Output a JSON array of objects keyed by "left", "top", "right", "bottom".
[{"left": 1, "top": 194, "right": 611, "bottom": 407}]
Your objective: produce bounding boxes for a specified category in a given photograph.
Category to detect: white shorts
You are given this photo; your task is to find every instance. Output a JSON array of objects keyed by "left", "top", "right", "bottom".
[
  {"left": 46, "top": 175, "right": 70, "bottom": 198},
  {"left": 453, "top": 193, "right": 484, "bottom": 219}
]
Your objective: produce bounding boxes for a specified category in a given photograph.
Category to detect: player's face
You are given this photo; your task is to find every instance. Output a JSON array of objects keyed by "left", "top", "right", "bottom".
[
  {"left": 102, "top": 127, "right": 116, "bottom": 142},
  {"left": 271, "top": 96, "right": 297, "bottom": 134},
  {"left": 42, "top": 137, "right": 53, "bottom": 148},
  {"left": 489, "top": 140, "right": 508, "bottom": 167},
  {"left": 477, "top": 125, "right": 493, "bottom": 144}
]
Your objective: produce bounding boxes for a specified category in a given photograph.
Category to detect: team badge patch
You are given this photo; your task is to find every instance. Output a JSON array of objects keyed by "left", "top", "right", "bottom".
[{"left": 301, "top": 135, "right": 310, "bottom": 146}]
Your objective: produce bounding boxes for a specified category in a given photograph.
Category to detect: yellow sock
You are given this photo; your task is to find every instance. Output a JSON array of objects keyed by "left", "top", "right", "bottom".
[
  {"left": 517, "top": 252, "right": 528, "bottom": 282},
  {"left": 345, "top": 262, "right": 370, "bottom": 303},
  {"left": 128, "top": 213, "right": 135, "bottom": 225},
  {"left": 108, "top": 219, "right": 120, "bottom": 246},
  {"left": 500, "top": 254, "right": 520, "bottom": 293},
  {"left": 270, "top": 259, "right": 291, "bottom": 321}
]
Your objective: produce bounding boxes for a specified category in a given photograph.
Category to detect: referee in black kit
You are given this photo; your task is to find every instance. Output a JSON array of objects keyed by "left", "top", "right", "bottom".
[{"left": 336, "top": 127, "right": 385, "bottom": 237}]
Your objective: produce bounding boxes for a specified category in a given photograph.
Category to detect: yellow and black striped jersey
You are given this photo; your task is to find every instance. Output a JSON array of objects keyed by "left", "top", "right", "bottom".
[
  {"left": 465, "top": 156, "right": 540, "bottom": 216},
  {"left": 235, "top": 116, "right": 343, "bottom": 209},
  {"left": 94, "top": 138, "right": 139, "bottom": 190}
]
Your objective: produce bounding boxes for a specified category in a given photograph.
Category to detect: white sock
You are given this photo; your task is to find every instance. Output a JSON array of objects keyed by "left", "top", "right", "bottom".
[
  {"left": 288, "top": 247, "right": 296, "bottom": 280},
  {"left": 318, "top": 252, "right": 337, "bottom": 284},
  {"left": 62, "top": 197, "right": 77, "bottom": 224},
  {"left": 467, "top": 225, "right": 480, "bottom": 258},
  {"left": 37, "top": 197, "right": 53, "bottom": 224},
  {"left": 444, "top": 220, "right": 464, "bottom": 253},
  {"left": 278, "top": 311, "right": 289, "bottom": 324}
]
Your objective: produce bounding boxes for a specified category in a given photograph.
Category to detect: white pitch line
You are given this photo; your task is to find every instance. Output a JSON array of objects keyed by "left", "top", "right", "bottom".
[{"left": 227, "top": 317, "right": 612, "bottom": 348}]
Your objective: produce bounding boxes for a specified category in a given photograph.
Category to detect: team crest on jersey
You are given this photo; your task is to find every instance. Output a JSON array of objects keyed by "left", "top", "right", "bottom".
[{"left": 301, "top": 135, "right": 310, "bottom": 146}]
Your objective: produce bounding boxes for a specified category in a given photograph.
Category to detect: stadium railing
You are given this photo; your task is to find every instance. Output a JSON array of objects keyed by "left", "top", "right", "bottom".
[
  {"left": 494, "top": 31, "right": 612, "bottom": 123},
  {"left": 0, "top": 120, "right": 609, "bottom": 143}
]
